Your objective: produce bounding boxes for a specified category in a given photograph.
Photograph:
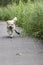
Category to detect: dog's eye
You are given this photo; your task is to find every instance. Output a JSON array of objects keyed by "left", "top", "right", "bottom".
[{"left": 11, "top": 24, "right": 13, "bottom": 26}]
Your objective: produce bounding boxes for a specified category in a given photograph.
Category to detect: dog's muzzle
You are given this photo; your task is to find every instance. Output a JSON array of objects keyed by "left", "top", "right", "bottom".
[
  {"left": 9, "top": 26, "right": 13, "bottom": 29},
  {"left": 7, "top": 25, "right": 13, "bottom": 30}
]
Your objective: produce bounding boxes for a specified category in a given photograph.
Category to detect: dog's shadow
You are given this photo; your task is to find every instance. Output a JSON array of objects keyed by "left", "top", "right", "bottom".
[{"left": 1, "top": 35, "right": 21, "bottom": 39}]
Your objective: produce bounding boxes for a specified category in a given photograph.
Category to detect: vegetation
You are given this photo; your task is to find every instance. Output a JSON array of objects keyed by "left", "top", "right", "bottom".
[{"left": 0, "top": 0, "right": 43, "bottom": 39}]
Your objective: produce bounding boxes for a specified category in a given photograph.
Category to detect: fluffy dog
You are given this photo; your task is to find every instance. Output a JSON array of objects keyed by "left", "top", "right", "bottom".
[{"left": 6, "top": 17, "right": 20, "bottom": 37}]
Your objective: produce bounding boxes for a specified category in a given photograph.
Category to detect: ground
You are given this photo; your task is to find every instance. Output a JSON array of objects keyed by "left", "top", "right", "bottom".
[{"left": 0, "top": 22, "right": 43, "bottom": 65}]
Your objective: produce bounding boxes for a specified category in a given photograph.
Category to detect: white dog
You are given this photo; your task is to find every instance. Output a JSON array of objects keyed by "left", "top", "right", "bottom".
[{"left": 6, "top": 17, "right": 20, "bottom": 37}]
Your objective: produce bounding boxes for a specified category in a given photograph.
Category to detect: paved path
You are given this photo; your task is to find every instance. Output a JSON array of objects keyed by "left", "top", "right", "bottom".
[{"left": 0, "top": 22, "right": 43, "bottom": 65}]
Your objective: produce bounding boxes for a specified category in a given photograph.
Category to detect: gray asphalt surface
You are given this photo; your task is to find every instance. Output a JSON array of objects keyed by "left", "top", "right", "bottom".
[{"left": 0, "top": 22, "right": 43, "bottom": 65}]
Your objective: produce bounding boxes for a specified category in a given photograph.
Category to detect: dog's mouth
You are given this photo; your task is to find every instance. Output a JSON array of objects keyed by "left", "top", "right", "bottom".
[{"left": 8, "top": 26, "right": 13, "bottom": 30}]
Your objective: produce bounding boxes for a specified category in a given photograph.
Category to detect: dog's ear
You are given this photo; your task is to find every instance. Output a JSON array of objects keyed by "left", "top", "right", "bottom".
[
  {"left": 13, "top": 17, "right": 17, "bottom": 24},
  {"left": 14, "top": 17, "right": 17, "bottom": 21}
]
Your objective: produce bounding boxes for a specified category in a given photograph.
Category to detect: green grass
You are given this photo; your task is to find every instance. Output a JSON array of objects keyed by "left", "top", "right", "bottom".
[{"left": 0, "top": 1, "right": 43, "bottom": 39}]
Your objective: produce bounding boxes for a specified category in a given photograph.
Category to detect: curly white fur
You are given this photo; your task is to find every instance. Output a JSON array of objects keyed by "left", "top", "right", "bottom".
[
  {"left": 6, "top": 17, "right": 17, "bottom": 37},
  {"left": 7, "top": 17, "right": 17, "bottom": 29}
]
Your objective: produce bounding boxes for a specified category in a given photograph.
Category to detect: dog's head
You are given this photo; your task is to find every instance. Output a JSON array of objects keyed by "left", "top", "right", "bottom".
[{"left": 7, "top": 17, "right": 17, "bottom": 27}]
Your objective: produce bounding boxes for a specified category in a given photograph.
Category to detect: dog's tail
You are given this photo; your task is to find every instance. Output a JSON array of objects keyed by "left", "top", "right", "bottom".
[{"left": 14, "top": 30, "right": 20, "bottom": 35}]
